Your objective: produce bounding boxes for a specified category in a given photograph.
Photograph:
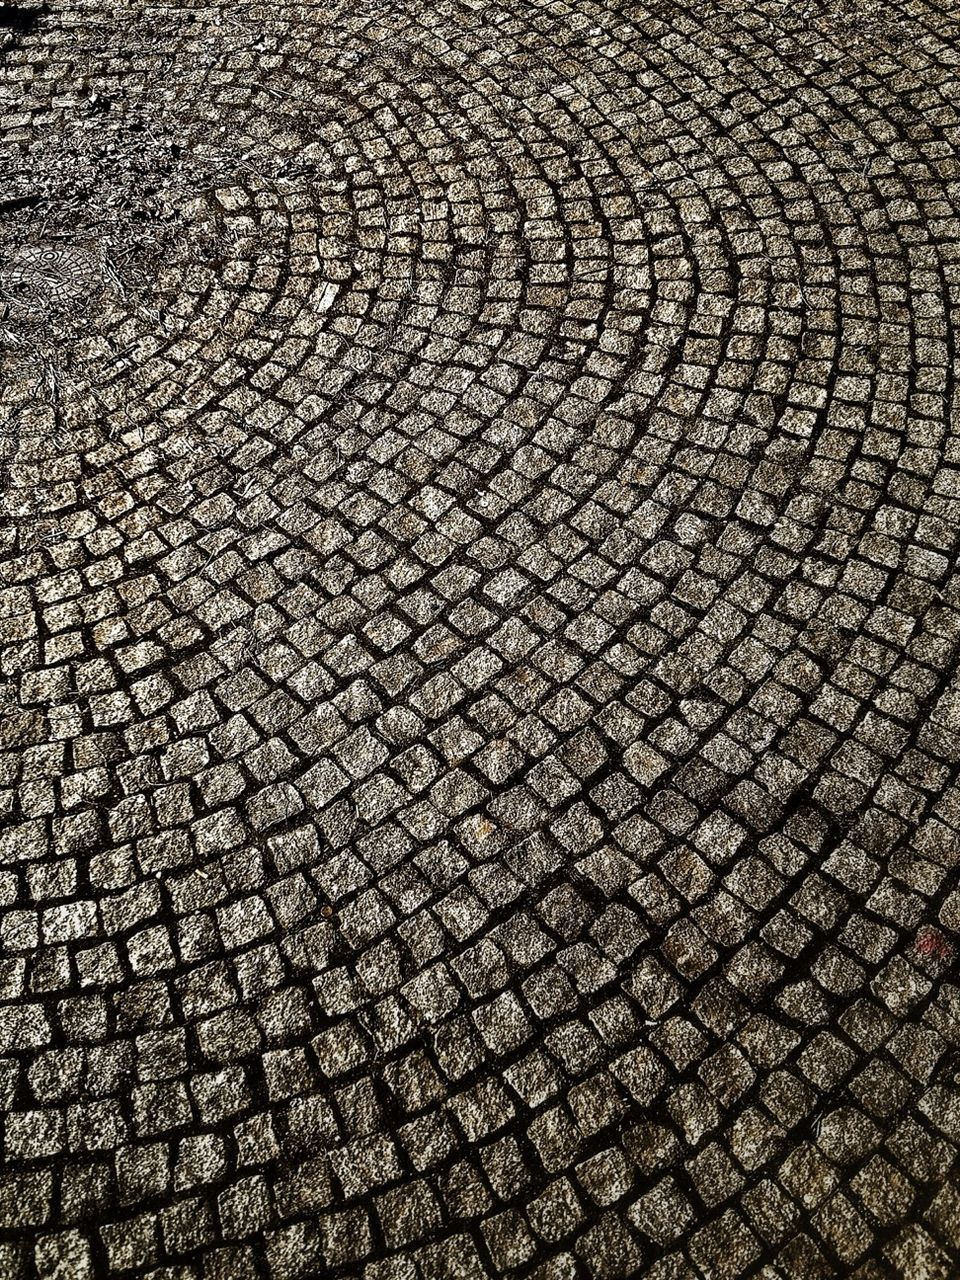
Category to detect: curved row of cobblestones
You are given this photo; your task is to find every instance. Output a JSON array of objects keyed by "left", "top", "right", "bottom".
[{"left": 2, "top": 0, "right": 960, "bottom": 1276}]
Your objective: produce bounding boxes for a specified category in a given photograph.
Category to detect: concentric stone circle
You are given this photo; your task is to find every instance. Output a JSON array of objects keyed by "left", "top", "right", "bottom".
[{"left": 2, "top": 0, "right": 960, "bottom": 1277}]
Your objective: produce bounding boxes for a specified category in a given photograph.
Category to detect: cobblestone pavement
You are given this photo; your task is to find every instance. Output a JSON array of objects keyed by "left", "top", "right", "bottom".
[{"left": 1, "top": 0, "right": 960, "bottom": 1276}]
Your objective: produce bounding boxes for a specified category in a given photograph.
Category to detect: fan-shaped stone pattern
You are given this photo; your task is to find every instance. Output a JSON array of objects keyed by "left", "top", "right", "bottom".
[{"left": 1, "top": 0, "right": 960, "bottom": 1276}]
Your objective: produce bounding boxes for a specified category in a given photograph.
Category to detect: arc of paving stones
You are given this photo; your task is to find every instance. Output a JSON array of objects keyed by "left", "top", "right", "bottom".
[{"left": 2, "top": 0, "right": 960, "bottom": 1276}]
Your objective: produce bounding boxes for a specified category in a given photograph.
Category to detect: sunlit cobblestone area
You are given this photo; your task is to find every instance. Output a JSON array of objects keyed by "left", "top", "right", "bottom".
[{"left": 2, "top": 0, "right": 960, "bottom": 1275}]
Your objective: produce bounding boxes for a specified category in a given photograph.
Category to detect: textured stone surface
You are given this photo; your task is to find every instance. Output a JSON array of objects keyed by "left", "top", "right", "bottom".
[{"left": 2, "top": 0, "right": 960, "bottom": 1275}]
